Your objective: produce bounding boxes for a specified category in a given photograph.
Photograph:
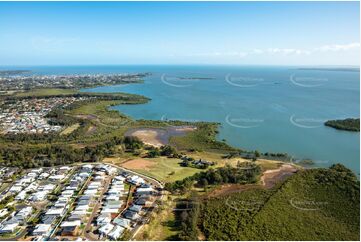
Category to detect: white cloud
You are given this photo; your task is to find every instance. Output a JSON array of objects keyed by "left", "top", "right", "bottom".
[
  {"left": 315, "top": 42, "right": 360, "bottom": 52},
  {"left": 252, "top": 49, "right": 263, "bottom": 54},
  {"left": 185, "top": 51, "right": 248, "bottom": 58},
  {"left": 171, "top": 42, "right": 359, "bottom": 62},
  {"left": 266, "top": 48, "right": 311, "bottom": 55}
]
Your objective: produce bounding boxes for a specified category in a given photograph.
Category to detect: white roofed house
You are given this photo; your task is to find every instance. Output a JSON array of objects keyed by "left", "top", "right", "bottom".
[
  {"left": 49, "top": 174, "right": 66, "bottom": 181},
  {"left": 97, "top": 214, "right": 111, "bottom": 226},
  {"left": 113, "top": 217, "right": 131, "bottom": 229},
  {"left": 0, "top": 222, "right": 19, "bottom": 234},
  {"left": 107, "top": 188, "right": 123, "bottom": 197},
  {"left": 27, "top": 172, "right": 38, "bottom": 178},
  {"left": 15, "top": 206, "right": 33, "bottom": 222},
  {"left": 0, "top": 209, "right": 8, "bottom": 218},
  {"left": 99, "top": 223, "right": 114, "bottom": 237},
  {"left": 81, "top": 164, "right": 93, "bottom": 172},
  {"left": 46, "top": 207, "right": 66, "bottom": 217},
  {"left": 59, "top": 166, "right": 72, "bottom": 172},
  {"left": 114, "top": 175, "right": 126, "bottom": 182},
  {"left": 78, "top": 172, "right": 90, "bottom": 179},
  {"left": 9, "top": 185, "right": 23, "bottom": 194},
  {"left": 61, "top": 189, "right": 74, "bottom": 197},
  {"left": 42, "top": 184, "right": 56, "bottom": 191},
  {"left": 87, "top": 181, "right": 102, "bottom": 189},
  {"left": 15, "top": 190, "right": 27, "bottom": 201},
  {"left": 32, "top": 224, "right": 52, "bottom": 237},
  {"left": 135, "top": 187, "right": 154, "bottom": 195},
  {"left": 60, "top": 220, "right": 81, "bottom": 228},
  {"left": 30, "top": 191, "right": 47, "bottom": 202},
  {"left": 101, "top": 208, "right": 119, "bottom": 214},
  {"left": 24, "top": 182, "right": 39, "bottom": 192},
  {"left": 30, "top": 168, "right": 43, "bottom": 174},
  {"left": 104, "top": 200, "right": 123, "bottom": 209},
  {"left": 84, "top": 189, "right": 97, "bottom": 196},
  {"left": 105, "top": 194, "right": 119, "bottom": 201},
  {"left": 93, "top": 174, "right": 105, "bottom": 181},
  {"left": 54, "top": 200, "right": 68, "bottom": 208},
  {"left": 128, "top": 175, "right": 145, "bottom": 185},
  {"left": 108, "top": 225, "right": 125, "bottom": 240}
]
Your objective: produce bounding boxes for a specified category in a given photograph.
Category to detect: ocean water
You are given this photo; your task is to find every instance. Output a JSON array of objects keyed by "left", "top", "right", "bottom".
[{"left": 2, "top": 65, "right": 359, "bottom": 174}]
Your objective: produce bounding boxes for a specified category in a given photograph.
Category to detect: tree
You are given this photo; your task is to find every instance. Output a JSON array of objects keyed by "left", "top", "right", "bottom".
[
  {"left": 147, "top": 148, "right": 160, "bottom": 158},
  {"left": 201, "top": 179, "right": 208, "bottom": 191},
  {"left": 160, "top": 145, "right": 177, "bottom": 157}
]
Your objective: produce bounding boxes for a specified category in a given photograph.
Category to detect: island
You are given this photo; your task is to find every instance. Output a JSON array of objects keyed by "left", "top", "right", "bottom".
[{"left": 325, "top": 118, "right": 360, "bottom": 132}]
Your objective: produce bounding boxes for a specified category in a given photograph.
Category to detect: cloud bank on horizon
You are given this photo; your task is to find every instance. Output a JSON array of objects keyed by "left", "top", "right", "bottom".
[{"left": 0, "top": 1, "right": 359, "bottom": 66}]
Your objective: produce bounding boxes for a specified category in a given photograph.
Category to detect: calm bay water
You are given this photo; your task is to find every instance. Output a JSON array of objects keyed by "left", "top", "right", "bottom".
[{"left": 3, "top": 65, "right": 359, "bottom": 174}]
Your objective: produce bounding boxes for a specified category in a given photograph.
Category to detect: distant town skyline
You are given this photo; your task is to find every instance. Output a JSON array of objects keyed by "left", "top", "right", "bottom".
[{"left": 0, "top": 1, "right": 359, "bottom": 66}]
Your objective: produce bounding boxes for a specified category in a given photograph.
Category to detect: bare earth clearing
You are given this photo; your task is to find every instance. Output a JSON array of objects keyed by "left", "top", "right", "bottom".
[
  {"left": 260, "top": 164, "right": 298, "bottom": 188},
  {"left": 121, "top": 158, "right": 156, "bottom": 170},
  {"left": 125, "top": 126, "right": 196, "bottom": 147}
]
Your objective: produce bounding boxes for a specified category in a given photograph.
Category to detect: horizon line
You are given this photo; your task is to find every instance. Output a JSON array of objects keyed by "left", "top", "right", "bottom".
[{"left": 0, "top": 64, "right": 359, "bottom": 68}]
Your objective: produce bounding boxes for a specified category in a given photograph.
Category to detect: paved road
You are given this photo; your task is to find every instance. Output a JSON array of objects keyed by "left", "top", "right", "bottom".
[
  {"left": 108, "top": 163, "right": 164, "bottom": 189},
  {"left": 83, "top": 175, "right": 111, "bottom": 241},
  {"left": 106, "top": 163, "right": 165, "bottom": 240},
  {"left": 73, "top": 162, "right": 164, "bottom": 241},
  {"left": 48, "top": 174, "right": 92, "bottom": 239}
]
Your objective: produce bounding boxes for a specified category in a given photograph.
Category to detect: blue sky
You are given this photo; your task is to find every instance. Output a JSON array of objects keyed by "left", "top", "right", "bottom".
[{"left": 0, "top": 1, "right": 359, "bottom": 66}]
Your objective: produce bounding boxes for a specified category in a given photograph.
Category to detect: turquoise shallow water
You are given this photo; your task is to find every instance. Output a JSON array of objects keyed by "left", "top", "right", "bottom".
[{"left": 2, "top": 65, "right": 359, "bottom": 174}]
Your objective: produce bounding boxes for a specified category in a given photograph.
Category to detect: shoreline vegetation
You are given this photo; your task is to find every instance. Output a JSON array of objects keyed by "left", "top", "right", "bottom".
[
  {"left": 325, "top": 118, "right": 360, "bottom": 132},
  {"left": 0, "top": 71, "right": 352, "bottom": 172},
  {"left": 0, "top": 70, "right": 359, "bottom": 241}
]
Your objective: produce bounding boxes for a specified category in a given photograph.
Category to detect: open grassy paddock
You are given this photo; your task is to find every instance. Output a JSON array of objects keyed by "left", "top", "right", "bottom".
[{"left": 117, "top": 157, "right": 202, "bottom": 183}]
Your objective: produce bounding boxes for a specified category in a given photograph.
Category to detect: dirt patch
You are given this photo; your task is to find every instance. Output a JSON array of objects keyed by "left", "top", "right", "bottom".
[
  {"left": 60, "top": 123, "right": 80, "bottom": 135},
  {"left": 128, "top": 129, "right": 165, "bottom": 147},
  {"left": 75, "top": 114, "right": 98, "bottom": 120},
  {"left": 121, "top": 158, "right": 156, "bottom": 170},
  {"left": 260, "top": 164, "right": 298, "bottom": 189},
  {"left": 125, "top": 126, "right": 196, "bottom": 147}
]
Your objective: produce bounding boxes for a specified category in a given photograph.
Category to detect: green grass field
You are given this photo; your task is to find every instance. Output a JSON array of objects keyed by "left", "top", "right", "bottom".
[
  {"left": 136, "top": 197, "right": 180, "bottom": 240},
  {"left": 130, "top": 157, "right": 202, "bottom": 183},
  {"left": 60, "top": 123, "right": 80, "bottom": 135}
]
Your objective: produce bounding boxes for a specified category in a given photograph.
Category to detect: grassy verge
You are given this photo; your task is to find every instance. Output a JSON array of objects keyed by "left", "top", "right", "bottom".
[
  {"left": 136, "top": 196, "right": 180, "bottom": 240},
  {"left": 60, "top": 123, "right": 80, "bottom": 135}
]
